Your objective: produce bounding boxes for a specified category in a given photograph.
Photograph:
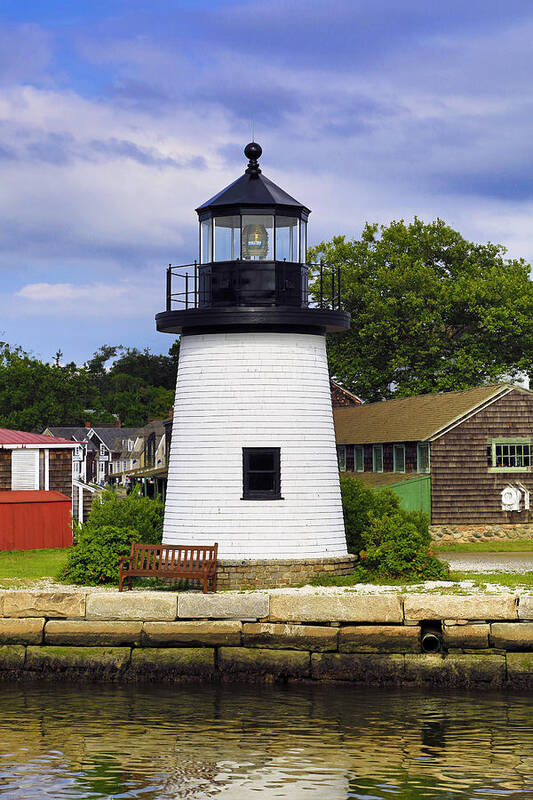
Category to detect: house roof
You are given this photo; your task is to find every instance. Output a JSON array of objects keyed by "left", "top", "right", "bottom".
[
  {"left": 86, "top": 427, "right": 139, "bottom": 451},
  {"left": 345, "top": 472, "right": 429, "bottom": 488},
  {"left": 330, "top": 379, "right": 363, "bottom": 407},
  {"left": 0, "top": 490, "right": 71, "bottom": 504},
  {"left": 333, "top": 384, "right": 528, "bottom": 444},
  {"left": 0, "top": 429, "right": 77, "bottom": 446},
  {"left": 44, "top": 426, "right": 90, "bottom": 442}
]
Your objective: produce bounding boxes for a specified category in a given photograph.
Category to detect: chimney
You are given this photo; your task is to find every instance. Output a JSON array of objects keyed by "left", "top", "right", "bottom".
[
  {"left": 85, "top": 421, "right": 92, "bottom": 428},
  {"left": 114, "top": 419, "right": 121, "bottom": 428}
]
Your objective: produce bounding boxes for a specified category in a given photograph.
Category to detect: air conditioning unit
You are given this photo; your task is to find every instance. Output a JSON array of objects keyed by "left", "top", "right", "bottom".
[{"left": 501, "top": 485, "right": 521, "bottom": 512}]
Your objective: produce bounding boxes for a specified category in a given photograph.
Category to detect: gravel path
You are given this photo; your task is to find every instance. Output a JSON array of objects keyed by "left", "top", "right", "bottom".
[{"left": 441, "top": 552, "right": 533, "bottom": 573}]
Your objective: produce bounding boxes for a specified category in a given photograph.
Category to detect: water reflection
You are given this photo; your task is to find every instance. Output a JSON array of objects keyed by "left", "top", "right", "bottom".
[{"left": 0, "top": 682, "right": 531, "bottom": 798}]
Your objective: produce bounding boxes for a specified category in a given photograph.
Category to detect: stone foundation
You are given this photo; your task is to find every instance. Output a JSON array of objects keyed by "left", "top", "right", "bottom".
[
  {"left": 0, "top": 589, "right": 531, "bottom": 687},
  {"left": 430, "top": 523, "right": 533, "bottom": 544},
  {"left": 216, "top": 555, "right": 358, "bottom": 589}
]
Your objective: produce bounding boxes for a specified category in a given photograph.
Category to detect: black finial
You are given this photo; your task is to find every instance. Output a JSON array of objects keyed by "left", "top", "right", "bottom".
[{"left": 244, "top": 142, "right": 262, "bottom": 177}]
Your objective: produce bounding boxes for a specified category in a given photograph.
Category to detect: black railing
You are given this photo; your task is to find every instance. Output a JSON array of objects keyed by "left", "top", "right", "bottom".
[{"left": 165, "top": 260, "right": 342, "bottom": 312}]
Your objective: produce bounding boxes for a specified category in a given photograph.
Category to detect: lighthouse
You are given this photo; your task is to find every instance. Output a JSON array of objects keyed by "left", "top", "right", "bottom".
[{"left": 156, "top": 143, "right": 356, "bottom": 588}]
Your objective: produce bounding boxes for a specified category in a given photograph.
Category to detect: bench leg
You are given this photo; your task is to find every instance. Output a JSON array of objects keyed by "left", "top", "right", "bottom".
[
  {"left": 119, "top": 572, "right": 123, "bottom": 592},
  {"left": 128, "top": 576, "right": 133, "bottom": 591}
]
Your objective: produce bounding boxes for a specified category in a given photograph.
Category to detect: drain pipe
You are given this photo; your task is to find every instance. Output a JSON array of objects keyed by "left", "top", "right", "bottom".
[{"left": 421, "top": 627, "right": 443, "bottom": 653}]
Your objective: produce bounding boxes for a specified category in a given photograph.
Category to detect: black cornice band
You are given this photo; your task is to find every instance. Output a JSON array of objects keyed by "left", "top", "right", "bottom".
[{"left": 155, "top": 307, "right": 351, "bottom": 335}]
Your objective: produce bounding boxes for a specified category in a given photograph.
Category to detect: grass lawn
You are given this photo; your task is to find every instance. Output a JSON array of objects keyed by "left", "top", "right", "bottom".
[
  {"left": 309, "top": 569, "right": 533, "bottom": 591},
  {"left": 449, "top": 571, "right": 533, "bottom": 589},
  {"left": 435, "top": 540, "right": 533, "bottom": 553},
  {"left": 0, "top": 548, "right": 69, "bottom": 583}
]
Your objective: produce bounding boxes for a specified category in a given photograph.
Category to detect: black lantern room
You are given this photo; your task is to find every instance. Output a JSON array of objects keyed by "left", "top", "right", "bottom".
[{"left": 156, "top": 143, "right": 350, "bottom": 335}]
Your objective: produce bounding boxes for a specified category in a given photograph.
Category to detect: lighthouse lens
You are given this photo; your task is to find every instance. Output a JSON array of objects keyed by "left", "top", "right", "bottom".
[{"left": 242, "top": 215, "right": 273, "bottom": 260}]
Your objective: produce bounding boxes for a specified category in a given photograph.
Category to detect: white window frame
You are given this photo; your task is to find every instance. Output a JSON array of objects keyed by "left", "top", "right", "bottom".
[
  {"left": 393, "top": 444, "right": 406, "bottom": 473},
  {"left": 417, "top": 443, "right": 430, "bottom": 473},
  {"left": 372, "top": 445, "right": 383, "bottom": 473},
  {"left": 337, "top": 445, "right": 346, "bottom": 472},
  {"left": 354, "top": 446, "right": 364, "bottom": 472}
]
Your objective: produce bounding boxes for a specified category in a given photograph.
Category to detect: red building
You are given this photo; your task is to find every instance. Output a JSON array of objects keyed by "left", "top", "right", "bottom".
[{"left": 0, "top": 429, "right": 78, "bottom": 550}]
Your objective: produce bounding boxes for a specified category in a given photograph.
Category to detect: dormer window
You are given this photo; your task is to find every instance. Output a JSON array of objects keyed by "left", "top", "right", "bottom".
[{"left": 100, "top": 444, "right": 106, "bottom": 457}]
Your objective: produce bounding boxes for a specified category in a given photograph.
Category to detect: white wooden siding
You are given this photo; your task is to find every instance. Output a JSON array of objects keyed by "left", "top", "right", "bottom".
[
  {"left": 163, "top": 331, "right": 347, "bottom": 559},
  {"left": 11, "top": 449, "right": 39, "bottom": 490}
]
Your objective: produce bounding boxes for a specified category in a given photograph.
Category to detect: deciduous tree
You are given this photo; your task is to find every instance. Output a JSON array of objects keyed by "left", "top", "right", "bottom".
[{"left": 309, "top": 218, "right": 533, "bottom": 401}]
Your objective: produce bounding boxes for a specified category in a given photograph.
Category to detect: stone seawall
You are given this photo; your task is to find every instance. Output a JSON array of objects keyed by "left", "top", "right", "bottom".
[{"left": 1, "top": 589, "right": 533, "bottom": 688}]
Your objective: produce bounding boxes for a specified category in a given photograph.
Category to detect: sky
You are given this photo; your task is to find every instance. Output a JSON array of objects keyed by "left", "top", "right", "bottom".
[{"left": 1, "top": 0, "right": 533, "bottom": 364}]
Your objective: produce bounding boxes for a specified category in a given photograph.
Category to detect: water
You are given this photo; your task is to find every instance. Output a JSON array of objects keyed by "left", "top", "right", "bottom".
[{"left": 0, "top": 682, "right": 532, "bottom": 799}]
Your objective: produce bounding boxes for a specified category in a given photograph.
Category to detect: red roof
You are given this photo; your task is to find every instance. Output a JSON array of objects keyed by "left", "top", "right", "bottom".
[
  {"left": 0, "top": 490, "right": 71, "bottom": 504},
  {"left": 0, "top": 429, "right": 77, "bottom": 446}
]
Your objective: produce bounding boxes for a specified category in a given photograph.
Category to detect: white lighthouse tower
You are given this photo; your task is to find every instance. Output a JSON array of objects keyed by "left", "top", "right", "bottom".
[{"left": 156, "top": 143, "right": 355, "bottom": 588}]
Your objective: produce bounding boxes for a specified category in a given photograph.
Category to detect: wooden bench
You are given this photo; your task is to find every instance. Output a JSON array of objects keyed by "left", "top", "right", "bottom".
[{"left": 118, "top": 542, "right": 218, "bottom": 593}]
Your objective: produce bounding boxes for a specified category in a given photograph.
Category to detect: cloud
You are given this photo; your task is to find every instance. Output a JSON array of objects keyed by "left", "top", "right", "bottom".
[
  {"left": 2, "top": 0, "right": 533, "bottom": 363},
  {"left": 16, "top": 280, "right": 161, "bottom": 317}
]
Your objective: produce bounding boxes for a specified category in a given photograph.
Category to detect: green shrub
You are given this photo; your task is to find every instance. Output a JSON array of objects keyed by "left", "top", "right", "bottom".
[
  {"left": 81, "top": 489, "right": 164, "bottom": 543},
  {"left": 340, "top": 473, "right": 400, "bottom": 553},
  {"left": 340, "top": 474, "right": 448, "bottom": 581},
  {"left": 361, "top": 512, "right": 448, "bottom": 579},
  {"left": 59, "top": 490, "right": 164, "bottom": 585},
  {"left": 59, "top": 525, "right": 139, "bottom": 585}
]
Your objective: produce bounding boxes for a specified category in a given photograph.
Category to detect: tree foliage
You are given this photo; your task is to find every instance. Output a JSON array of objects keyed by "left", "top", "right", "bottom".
[
  {"left": 309, "top": 218, "right": 533, "bottom": 401},
  {"left": 0, "top": 342, "right": 88, "bottom": 430},
  {"left": 0, "top": 339, "right": 178, "bottom": 431}
]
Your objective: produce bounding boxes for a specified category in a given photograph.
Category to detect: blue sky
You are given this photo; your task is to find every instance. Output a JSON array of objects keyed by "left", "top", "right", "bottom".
[{"left": 1, "top": 0, "right": 533, "bottom": 363}]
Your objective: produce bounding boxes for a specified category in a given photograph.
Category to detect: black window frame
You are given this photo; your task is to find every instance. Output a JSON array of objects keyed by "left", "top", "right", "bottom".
[{"left": 242, "top": 447, "right": 282, "bottom": 500}]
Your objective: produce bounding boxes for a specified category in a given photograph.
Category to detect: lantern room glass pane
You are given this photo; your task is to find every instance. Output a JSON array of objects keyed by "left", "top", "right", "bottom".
[
  {"left": 299, "top": 220, "right": 307, "bottom": 263},
  {"left": 242, "top": 215, "right": 274, "bottom": 260},
  {"left": 214, "top": 216, "right": 241, "bottom": 262},
  {"left": 275, "top": 216, "right": 298, "bottom": 261},
  {"left": 200, "top": 219, "right": 212, "bottom": 264}
]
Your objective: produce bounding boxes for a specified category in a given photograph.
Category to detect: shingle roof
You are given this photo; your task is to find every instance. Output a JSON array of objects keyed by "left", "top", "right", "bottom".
[
  {"left": 89, "top": 428, "right": 139, "bottom": 451},
  {"left": 333, "top": 384, "right": 526, "bottom": 444},
  {"left": 44, "top": 426, "right": 89, "bottom": 441},
  {"left": 45, "top": 426, "right": 139, "bottom": 452},
  {"left": 345, "top": 472, "right": 429, "bottom": 489},
  {"left": 0, "top": 429, "right": 76, "bottom": 445}
]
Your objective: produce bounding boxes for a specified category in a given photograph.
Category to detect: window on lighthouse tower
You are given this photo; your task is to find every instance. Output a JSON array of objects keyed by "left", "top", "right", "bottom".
[{"left": 242, "top": 447, "right": 282, "bottom": 500}]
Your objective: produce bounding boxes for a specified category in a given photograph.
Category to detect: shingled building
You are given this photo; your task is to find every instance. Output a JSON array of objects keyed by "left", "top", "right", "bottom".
[{"left": 333, "top": 383, "right": 533, "bottom": 543}]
